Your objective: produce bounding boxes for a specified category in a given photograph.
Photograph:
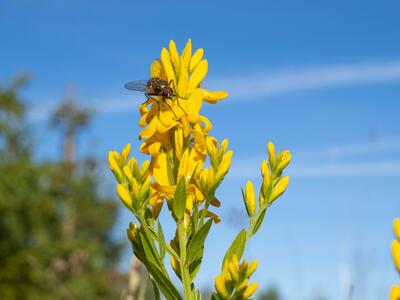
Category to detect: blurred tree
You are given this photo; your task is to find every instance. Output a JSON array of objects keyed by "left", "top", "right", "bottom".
[
  {"left": 0, "top": 78, "right": 126, "bottom": 299},
  {"left": 258, "top": 287, "right": 281, "bottom": 300}
]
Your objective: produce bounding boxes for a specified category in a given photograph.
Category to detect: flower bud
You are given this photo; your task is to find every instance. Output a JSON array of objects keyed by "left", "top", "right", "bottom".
[
  {"left": 390, "top": 285, "right": 400, "bottom": 300},
  {"left": 117, "top": 184, "right": 133, "bottom": 210},
  {"left": 245, "top": 260, "right": 258, "bottom": 278},
  {"left": 121, "top": 143, "right": 131, "bottom": 162},
  {"left": 267, "top": 142, "right": 277, "bottom": 171},
  {"left": 215, "top": 150, "right": 233, "bottom": 181},
  {"left": 215, "top": 275, "right": 229, "bottom": 298},
  {"left": 243, "top": 282, "right": 258, "bottom": 298},
  {"left": 108, "top": 151, "right": 123, "bottom": 183},
  {"left": 244, "top": 181, "right": 256, "bottom": 217},
  {"left": 269, "top": 176, "right": 289, "bottom": 204}
]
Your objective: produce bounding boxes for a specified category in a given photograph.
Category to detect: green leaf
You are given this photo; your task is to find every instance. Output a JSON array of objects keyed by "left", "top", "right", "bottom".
[
  {"left": 252, "top": 208, "right": 267, "bottom": 235},
  {"left": 223, "top": 229, "right": 247, "bottom": 265},
  {"left": 189, "top": 257, "right": 202, "bottom": 280},
  {"left": 187, "top": 219, "right": 212, "bottom": 263},
  {"left": 150, "top": 276, "right": 161, "bottom": 300},
  {"left": 173, "top": 177, "right": 186, "bottom": 219},
  {"left": 147, "top": 261, "right": 182, "bottom": 300},
  {"left": 211, "top": 293, "right": 223, "bottom": 300},
  {"left": 140, "top": 232, "right": 160, "bottom": 266},
  {"left": 157, "top": 221, "right": 166, "bottom": 259}
]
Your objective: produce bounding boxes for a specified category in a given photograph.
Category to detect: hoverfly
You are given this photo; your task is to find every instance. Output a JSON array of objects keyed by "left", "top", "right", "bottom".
[{"left": 124, "top": 77, "right": 186, "bottom": 117}]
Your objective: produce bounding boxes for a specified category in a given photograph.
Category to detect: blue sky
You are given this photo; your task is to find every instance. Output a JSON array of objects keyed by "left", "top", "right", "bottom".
[{"left": 2, "top": 1, "right": 400, "bottom": 299}]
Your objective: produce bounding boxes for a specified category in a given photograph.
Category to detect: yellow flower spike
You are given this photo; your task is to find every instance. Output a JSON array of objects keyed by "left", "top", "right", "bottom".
[
  {"left": 186, "top": 89, "right": 203, "bottom": 123},
  {"left": 215, "top": 275, "right": 229, "bottom": 299},
  {"left": 242, "top": 282, "right": 258, "bottom": 298},
  {"left": 148, "top": 142, "right": 162, "bottom": 156},
  {"left": 394, "top": 218, "right": 400, "bottom": 241},
  {"left": 202, "top": 89, "right": 228, "bottom": 103},
  {"left": 181, "top": 39, "right": 192, "bottom": 69},
  {"left": 390, "top": 285, "right": 400, "bottom": 300},
  {"left": 174, "top": 128, "right": 184, "bottom": 160},
  {"left": 190, "top": 48, "right": 204, "bottom": 72},
  {"left": 215, "top": 150, "right": 233, "bottom": 181},
  {"left": 200, "top": 116, "right": 213, "bottom": 132},
  {"left": 160, "top": 48, "right": 176, "bottom": 84},
  {"left": 177, "top": 63, "right": 188, "bottom": 99},
  {"left": 169, "top": 40, "right": 180, "bottom": 72},
  {"left": 244, "top": 180, "right": 257, "bottom": 217},
  {"left": 117, "top": 184, "right": 133, "bottom": 210},
  {"left": 269, "top": 176, "right": 289, "bottom": 203},
  {"left": 189, "top": 60, "right": 208, "bottom": 90},
  {"left": 245, "top": 260, "right": 258, "bottom": 278},
  {"left": 150, "top": 59, "right": 163, "bottom": 79},
  {"left": 267, "top": 142, "right": 277, "bottom": 171},
  {"left": 152, "top": 153, "right": 173, "bottom": 187},
  {"left": 392, "top": 240, "right": 400, "bottom": 271}
]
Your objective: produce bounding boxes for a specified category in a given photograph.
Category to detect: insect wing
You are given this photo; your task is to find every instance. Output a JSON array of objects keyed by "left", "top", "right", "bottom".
[{"left": 124, "top": 80, "right": 148, "bottom": 92}]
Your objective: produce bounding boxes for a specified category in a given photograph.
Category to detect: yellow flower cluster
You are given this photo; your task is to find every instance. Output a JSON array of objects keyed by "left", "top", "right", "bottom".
[
  {"left": 109, "top": 39, "right": 230, "bottom": 225},
  {"left": 214, "top": 255, "right": 258, "bottom": 300},
  {"left": 391, "top": 218, "right": 400, "bottom": 300}
]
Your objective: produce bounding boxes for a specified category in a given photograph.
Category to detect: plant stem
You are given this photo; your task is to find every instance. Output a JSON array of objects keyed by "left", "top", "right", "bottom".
[{"left": 178, "top": 220, "right": 192, "bottom": 300}]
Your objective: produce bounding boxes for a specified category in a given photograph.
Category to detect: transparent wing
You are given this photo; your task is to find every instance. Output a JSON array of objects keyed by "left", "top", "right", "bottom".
[{"left": 124, "top": 80, "right": 148, "bottom": 92}]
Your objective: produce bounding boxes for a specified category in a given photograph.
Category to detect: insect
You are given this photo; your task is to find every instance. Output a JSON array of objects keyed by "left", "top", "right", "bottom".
[{"left": 124, "top": 77, "right": 186, "bottom": 117}]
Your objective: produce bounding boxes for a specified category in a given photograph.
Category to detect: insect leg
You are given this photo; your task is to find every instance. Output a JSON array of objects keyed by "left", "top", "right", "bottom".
[
  {"left": 176, "top": 98, "right": 187, "bottom": 116},
  {"left": 163, "top": 100, "right": 178, "bottom": 119}
]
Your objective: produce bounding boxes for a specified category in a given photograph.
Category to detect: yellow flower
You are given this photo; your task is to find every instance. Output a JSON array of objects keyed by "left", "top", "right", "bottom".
[{"left": 391, "top": 285, "right": 400, "bottom": 300}]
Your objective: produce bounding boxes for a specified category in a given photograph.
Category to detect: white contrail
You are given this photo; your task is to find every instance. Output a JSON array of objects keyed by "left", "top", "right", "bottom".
[
  {"left": 28, "top": 59, "right": 400, "bottom": 121},
  {"left": 217, "top": 60, "right": 400, "bottom": 101}
]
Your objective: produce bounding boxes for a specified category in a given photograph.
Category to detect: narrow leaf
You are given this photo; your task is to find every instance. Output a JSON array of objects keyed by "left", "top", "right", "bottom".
[
  {"left": 223, "top": 229, "right": 247, "bottom": 265},
  {"left": 157, "top": 221, "right": 166, "bottom": 259},
  {"left": 252, "top": 208, "right": 267, "bottom": 236},
  {"left": 187, "top": 219, "right": 213, "bottom": 263},
  {"left": 147, "top": 261, "right": 182, "bottom": 300},
  {"left": 173, "top": 177, "right": 186, "bottom": 219},
  {"left": 150, "top": 276, "right": 161, "bottom": 300}
]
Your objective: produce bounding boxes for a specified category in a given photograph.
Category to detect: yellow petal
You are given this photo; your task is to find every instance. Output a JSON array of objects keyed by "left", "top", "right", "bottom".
[
  {"left": 150, "top": 59, "right": 163, "bottom": 78},
  {"left": 161, "top": 47, "right": 176, "bottom": 84},
  {"left": 158, "top": 109, "right": 174, "bottom": 128},
  {"left": 174, "top": 128, "right": 184, "bottom": 160},
  {"left": 394, "top": 218, "right": 400, "bottom": 241},
  {"left": 200, "top": 116, "right": 213, "bottom": 132},
  {"left": 245, "top": 260, "right": 258, "bottom": 278},
  {"left": 177, "top": 63, "right": 188, "bottom": 99},
  {"left": 190, "top": 48, "right": 204, "bottom": 72},
  {"left": 202, "top": 89, "right": 228, "bottom": 103},
  {"left": 152, "top": 153, "right": 173, "bottom": 186},
  {"left": 189, "top": 60, "right": 208, "bottom": 90},
  {"left": 148, "top": 142, "right": 162, "bottom": 156},
  {"left": 187, "top": 88, "right": 203, "bottom": 123},
  {"left": 169, "top": 40, "right": 180, "bottom": 72},
  {"left": 392, "top": 240, "right": 400, "bottom": 271},
  {"left": 181, "top": 38, "right": 192, "bottom": 69},
  {"left": 139, "top": 118, "right": 157, "bottom": 139}
]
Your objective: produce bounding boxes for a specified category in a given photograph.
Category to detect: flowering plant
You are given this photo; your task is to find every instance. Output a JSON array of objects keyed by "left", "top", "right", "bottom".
[
  {"left": 391, "top": 218, "right": 400, "bottom": 300},
  {"left": 109, "top": 40, "right": 290, "bottom": 300}
]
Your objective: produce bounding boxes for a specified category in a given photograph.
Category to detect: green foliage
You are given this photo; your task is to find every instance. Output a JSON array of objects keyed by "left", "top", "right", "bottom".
[{"left": 0, "top": 78, "right": 125, "bottom": 299}]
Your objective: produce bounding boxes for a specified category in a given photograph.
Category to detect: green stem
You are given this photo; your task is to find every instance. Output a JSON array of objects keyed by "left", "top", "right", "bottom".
[
  {"left": 178, "top": 220, "right": 192, "bottom": 300},
  {"left": 246, "top": 205, "right": 268, "bottom": 241}
]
